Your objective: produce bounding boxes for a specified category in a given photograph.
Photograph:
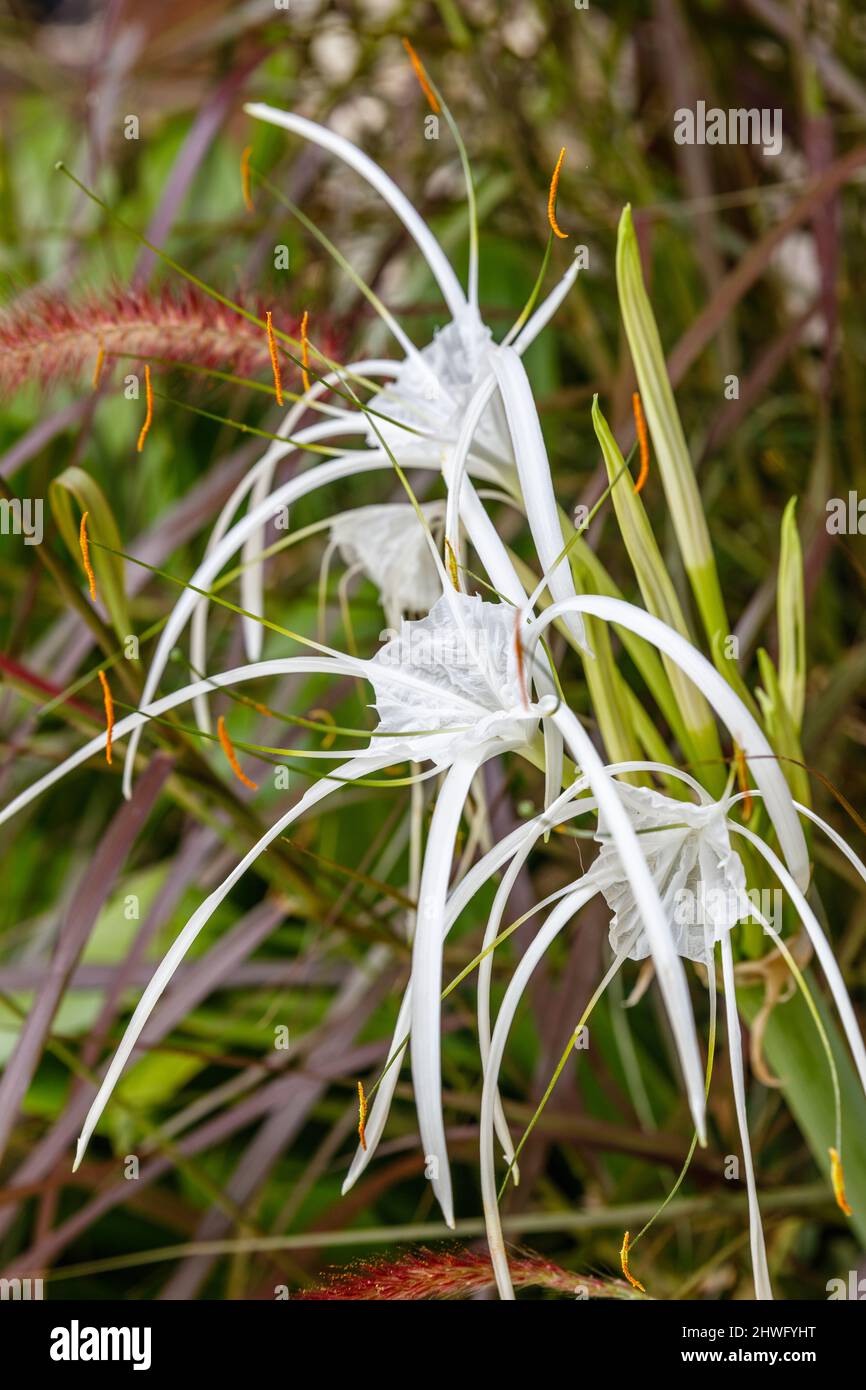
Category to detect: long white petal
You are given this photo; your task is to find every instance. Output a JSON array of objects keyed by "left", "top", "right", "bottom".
[
  {"left": 410, "top": 755, "right": 481, "bottom": 1227},
  {"left": 481, "top": 884, "right": 595, "bottom": 1298},
  {"left": 720, "top": 932, "right": 774, "bottom": 1300},
  {"left": 528, "top": 595, "right": 811, "bottom": 893},
  {"left": 244, "top": 105, "right": 467, "bottom": 320},
  {"left": 732, "top": 791, "right": 866, "bottom": 897},
  {"left": 73, "top": 755, "right": 394, "bottom": 1171},
  {"left": 490, "top": 347, "right": 588, "bottom": 653},
  {"left": 341, "top": 759, "right": 703, "bottom": 1190},
  {"left": 552, "top": 704, "right": 707, "bottom": 1137},
  {"left": 731, "top": 822, "right": 866, "bottom": 1100},
  {"left": 0, "top": 650, "right": 480, "bottom": 832}
]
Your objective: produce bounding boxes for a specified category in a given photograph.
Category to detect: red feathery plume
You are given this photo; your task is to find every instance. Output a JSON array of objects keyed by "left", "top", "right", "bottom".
[
  {"left": 0, "top": 284, "right": 340, "bottom": 396},
  {"left": 296, "top": 1245, "right": 644, "bottom": 1301}
]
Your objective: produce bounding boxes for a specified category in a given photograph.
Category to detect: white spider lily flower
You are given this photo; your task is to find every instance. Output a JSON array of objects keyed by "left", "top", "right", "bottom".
[
  {"left": 328, "top": 501, "right": 445, "bottom": 626},
  {"left": 593, "top": 781, "right": 747, "bottom": 964},
  {"left": 478, "top": 765, "right": 866, "bottom": 1300},
  {"left": 124, "top": 102, "right": 587, "bottom": 799}
]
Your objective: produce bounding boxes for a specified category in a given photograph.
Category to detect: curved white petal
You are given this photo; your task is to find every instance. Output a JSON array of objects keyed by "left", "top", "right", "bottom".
[
  {"left": 73, "top": 754, "right": 394, "bottom": 1171},
  {"left": 490, "top": 347, "right": 588, "bottom": 653},
  {"left": 341, "top": 758, "right": 705, "bottom": 1191},
  {"left": 410, "top": 755, "right": 482, "bottom": 1227},
  {"left": 481, "top": 884, "right": 595, "bottom": 1298},
  {"left": 551, "top": 704, "right": 707, "bottom": 1139},
  {"left": 244, "top": 105, "right": 467, "bottom": 320},
  {"left": 0, "top": 650, "right": 493, "bottom": 833},
  {"left": 720, "top": 932, "right": 773, "bottom": 1300},
  {"left": 528, "top": 595, "right": 811, "bottom": 893},
  {"left": 731, "top": 822, "right": 866, "bottom": 1101},
  {"left": 237, "top": 363, "right": 400, "bottom": 669}
]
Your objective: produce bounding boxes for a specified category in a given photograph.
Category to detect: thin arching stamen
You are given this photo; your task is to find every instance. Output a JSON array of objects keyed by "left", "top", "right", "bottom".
[{"left": 547, "top": 148, "right": 568, "bottom": 240}]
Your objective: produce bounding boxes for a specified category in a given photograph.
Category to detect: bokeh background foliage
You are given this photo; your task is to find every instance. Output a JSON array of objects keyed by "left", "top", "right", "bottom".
[{"left": 0, "top": 0, "right": 865, "bottom": 1299}]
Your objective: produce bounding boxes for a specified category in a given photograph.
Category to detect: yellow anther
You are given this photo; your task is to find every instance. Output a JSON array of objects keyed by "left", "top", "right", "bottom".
[
  {"left": 92, "top": 338, "right": 106, "bottom": 391},
  {"left": 79, "top": 510, "right": 97, "bottom": 602},
  {"left": 136, "top": 364, "right": 153, "bottom": 452},
  {"left": 266, "top": 311, "right": 284, "bottom": 406},
  {"left": 547, "top": 147, "right": 568, "bottom": 240},
  {"left": 444, "top": 537, "right": 460, "bottom": 590},
  {"left": 620, "top": 1231, "right": 646, "bottom": 1293},
  {"left": 632, "top": 391, "right": 650, "bottom": 495},
  {"left": 402, "top": 37, "right": 440, "bottom": 114},
  {"left": 98, "top": 670, "right": 114, "bottom": 765},
  {"left": 357, "top": 1080, "right": 368, "bottom": 1151},
  {"left": 217, "top": 715, "right": 259, "bottom": 791},
  {"left": 830, "top": 1147, "right": 853, "bottom": 1216},
  {"left": 240, "top": 144, "right": 254, "bottom": 213}
]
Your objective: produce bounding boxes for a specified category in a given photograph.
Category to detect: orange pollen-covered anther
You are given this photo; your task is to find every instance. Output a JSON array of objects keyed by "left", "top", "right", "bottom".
[
  {"left": 357, "top": 1080, "right": 368, "bottom": 1151},
  {"left": 137, "top": 364, "right": 153, "bottom": 452},
  {"left": 402, "top": 37, "right": 440, "bottom": 113},
  {"left": 620, "top": 1231, "right": 646, "bottom": 1293},
  {"left": 547, "top": 147, "right": 569, "bottom": 240},
  {"left": 830, "top": 1147, "right": 853, "bottom": 1216},
  {"left": 98, "top": 670, "right": 114, "bottom": 765},
  {"left": 735, "top": 746, "right": 753, "bottom": 820},
  {"left": 240, "top": 144, "right": 254, "bottom": 213},
  {"left": 300, "top": 309, "right": 312, "bottom": 395},
  {"left": 217, "top": 715, "right": 259, "bottom": 791},
  {"left": 79, "top": 510, "right": 97, "bottom": 602},
  {"left": 92, "top": 338, "right": 106, "bottom": 391},
  {"left": 632, "top": 391, "right": 650, "bottom": 494},
  {"left": 266, "top": 310, "right": 284, "bottom": 406}
]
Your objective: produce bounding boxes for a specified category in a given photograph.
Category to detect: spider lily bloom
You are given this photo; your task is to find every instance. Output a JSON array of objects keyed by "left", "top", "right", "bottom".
[
  {"left": 4, "top": 584, "right": 717, "bottom": 1204},
  {"left": 123, "top": 101, "right": 587, "bottom": 810},
  {"left": 478, "top": 767, "right": 866, "bottom": 1301}
]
